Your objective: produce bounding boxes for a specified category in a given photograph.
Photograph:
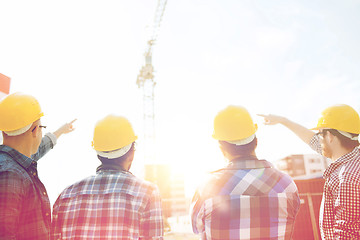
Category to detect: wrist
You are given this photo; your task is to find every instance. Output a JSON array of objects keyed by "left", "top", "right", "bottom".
[
  {"left": 52, "top": 130, "right": 62, "bottom": 139},
  {"left": 279, "top": 116, "right": 289, "bottom": 125}
]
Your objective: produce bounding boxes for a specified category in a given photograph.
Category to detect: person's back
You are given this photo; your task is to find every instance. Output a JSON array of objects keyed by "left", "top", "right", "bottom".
[
  {"left": 192, "top": 159, "right": 299, "bottom": 240},
  {"left": 51, "top": 115, "right": 164, "bottom": 240},
  {"left": 0, "top": 144, "right": 52, "bottom": 240},
  {"left": 191, "top": 106, "right": 300, "bottom": 240},
  {"left": 52, "top": 168, "right": 163, "bottom": 239}
]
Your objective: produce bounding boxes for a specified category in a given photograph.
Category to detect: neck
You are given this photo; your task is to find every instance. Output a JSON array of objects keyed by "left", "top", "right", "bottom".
[
  {"left": 97, "top": 162, "right": 128, "bottom": 172},
  {"left": 227, "top": 153, "right": 258, "bottom": 161},
  {"left": 97, "top": 156, "right": 132, "bottom": 172},
  {"left": 331, "top": 146, "right": 355, "bottom": 161},
  {"left": 3, "top": 136, "right": 32, "bottom": 157}
]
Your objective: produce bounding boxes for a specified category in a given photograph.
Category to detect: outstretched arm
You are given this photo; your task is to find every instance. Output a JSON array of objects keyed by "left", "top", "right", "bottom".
[
  {"left": 52, "top": 119, "right": 77, "bottom": 140},
  {"left": 32, "top": 119, "right": 77, "bottom": 161},
  {"left": 190, "top": 190, "right": 205, "bottom": 235},
  {"left": 257, "top": 114, "right": 315, "bottom": 145}
]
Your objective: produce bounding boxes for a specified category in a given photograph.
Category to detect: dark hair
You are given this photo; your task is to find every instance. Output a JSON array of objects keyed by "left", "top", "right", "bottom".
[
  {"left": 219, "top": 137, "right": 257, "bottom": 157},
  {"left": 326, "top": 129, "right": 359, "bottom": 150},
  {"left": 97, "top": 142, "right": 135, "bottom": 164}
]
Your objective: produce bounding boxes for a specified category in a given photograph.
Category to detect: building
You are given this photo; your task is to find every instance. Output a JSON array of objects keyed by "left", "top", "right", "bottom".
[
  {"left": 168, "top": 173, "right": 189, "bottom": 217},
  {"left": 276, "top": 154, "right": 330, "bottom": 239},
  {"left": 276, "top": 154, "right": 330, "bottom": 177},
  {"left": 144, "top": 164, "right": 172, "bottom": 217},
  {"left": 144, "top": 164, "right": 189, "bottom": 218},
  {"left": 0, "top": 73, "right": 11, "bottom": 144}
]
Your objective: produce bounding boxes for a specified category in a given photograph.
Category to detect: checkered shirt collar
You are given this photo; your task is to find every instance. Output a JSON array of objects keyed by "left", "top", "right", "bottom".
[
  {"left": 227, "top": 158, "right": 273, "bottom": 170},
  {"left": 0, "top": 145, "right": 35, "bottom": 169},
  {"left": 323, "top": 147, "right": 360, "bottom": 179}
]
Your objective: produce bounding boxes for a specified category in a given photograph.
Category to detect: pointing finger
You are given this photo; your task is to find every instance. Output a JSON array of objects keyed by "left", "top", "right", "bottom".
[{"left": 69, "top": 119, "right": 77, "bottom": 124}]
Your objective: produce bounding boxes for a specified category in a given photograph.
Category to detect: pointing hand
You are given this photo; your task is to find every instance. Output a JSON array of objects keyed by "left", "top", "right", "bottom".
[{"left": 257, "top": 114, "right": 285, "bottom": 125}]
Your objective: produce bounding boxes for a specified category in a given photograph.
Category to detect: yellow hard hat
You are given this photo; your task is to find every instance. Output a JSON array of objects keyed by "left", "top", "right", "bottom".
[
  {"left": 0, "top": 92, "right": 44, "bottom": 132},
  {"left": 212, "top": 105, "right": 258, "bottom": 141},
  {"left": 312, "top": 104, "right": 360, "bottom": 134},
  {"left": 92, "top": 115, "right": 138, "bottom": 152}
]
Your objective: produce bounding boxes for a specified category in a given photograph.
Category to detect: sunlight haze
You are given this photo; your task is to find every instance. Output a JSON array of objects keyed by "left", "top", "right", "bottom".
[{"left": 1, "top": 0, "right": 360, "bottom": 203}]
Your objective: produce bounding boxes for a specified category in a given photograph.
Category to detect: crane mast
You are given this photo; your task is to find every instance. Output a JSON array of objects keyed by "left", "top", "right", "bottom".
[{"left": 136, "top": 0, "right": 167, "bottom": 164}]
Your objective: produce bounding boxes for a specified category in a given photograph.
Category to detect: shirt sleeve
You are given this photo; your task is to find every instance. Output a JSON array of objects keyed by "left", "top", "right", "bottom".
[
  {"left": 139, "top": 185, "right": 164, "bottom": 240},
  {"left": 309, "top": 134, "right": 323, "bottom": 155},
  {"left": 190, "top": 190, "right": 205, "bottom": 235},
  {"left": 31, "top": 132, "right": 57, "bottom": 162},
  {"left": 0, "top": 171, "right": 26, "bottom": 240},
  {"left": 51, "top": 196, "right": 62, "bottom": 240}
]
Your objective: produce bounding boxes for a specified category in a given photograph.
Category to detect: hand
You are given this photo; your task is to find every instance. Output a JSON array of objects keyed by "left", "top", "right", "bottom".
[
  {"left": 257, "top": 114, "right": 286, "bottom": 125},
  {"left": 53, "top": 119, "right": 77, "bottom": 139}
]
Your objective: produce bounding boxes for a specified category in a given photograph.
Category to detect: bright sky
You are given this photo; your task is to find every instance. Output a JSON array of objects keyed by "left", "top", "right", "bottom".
[{"left": 1, "top": 0, "right": 360, "bottom": 204}]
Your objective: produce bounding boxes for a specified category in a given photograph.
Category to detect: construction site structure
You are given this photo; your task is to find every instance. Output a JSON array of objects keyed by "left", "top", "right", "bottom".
[
  {"left": 136, "top": 0, "right": 167, "bottom": 164},
  {"left": 0, "top": 73, "right": 11, "bottom": 144},
  {"left": 293, "top": 175, "right": 324, "bottom": 240},
  {"left": 0, "top": 73, "right": 11, "bottom": 99}
]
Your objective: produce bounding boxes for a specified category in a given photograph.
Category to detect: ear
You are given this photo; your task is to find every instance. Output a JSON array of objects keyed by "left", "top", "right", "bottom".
[
  {"left": 219, "top": 144, "right": 224, "bottom": 154},
  {"left": 219, "top": 144, "right": 228, "bottom": 158},
  {"left": 327, "top": 131, "right": 336, "bottom": 143},
  {"left": 127, "top": 149, "right": 135, "bottom": 162},
  {"left": 125, "top": 151, "right": 135, "bottom": 171}
]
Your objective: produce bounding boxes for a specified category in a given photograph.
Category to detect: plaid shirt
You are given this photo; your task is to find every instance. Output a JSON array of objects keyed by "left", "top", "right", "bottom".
[
  {"left": 0, "top": 134, "right": 55, "bottom": 240},
  {"left": 51, "top": 166, "right": 164, "bottom": 240},
  {"left": 191, "top": 158, "right": 300, "bottom": 240},
  {"left": 310, "top": 135, "right": 360, "bottom": 239}
]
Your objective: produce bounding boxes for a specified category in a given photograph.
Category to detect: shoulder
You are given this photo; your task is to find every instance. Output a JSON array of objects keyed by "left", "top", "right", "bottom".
[
  {"left": 57, "top": 175, "right": 97, "bottom": 199},
  {"left": 0, "top": 154, "right": 30, "bottom": 181},
  {"left": 342, "top": 149, "right": 360, "bottom": 171},
  {"left": 0, "top": 157, "right": 32, "bottom": 195},
  {"left": 194, "top": 169, "right": 228, "bottom": 198},
  {"left": 347, "top": 149, "right": 360, "bottom": 167},
  {"left": 58, "top": 172, "right": 159, "bottom": 200},
  {"left": 262, "top": 161, "right": 299, "bottom": 191},
  {"left": 123, "top": 173, "right": 161, "bottom": 195},
  {"left": 341, "top": 152, "right": 360, "bottom": 183}
]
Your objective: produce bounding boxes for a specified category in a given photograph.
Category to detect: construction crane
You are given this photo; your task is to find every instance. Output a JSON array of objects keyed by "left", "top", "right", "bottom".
[{"left": 136, "top": 0, "right": 167, "bottom": 164}]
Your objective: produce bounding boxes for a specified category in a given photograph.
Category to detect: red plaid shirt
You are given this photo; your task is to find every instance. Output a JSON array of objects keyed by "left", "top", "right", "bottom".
[
  {"left": 51, "top": 167, "right": 164, "bottom": 240},
  {"left": 310, "top": 136, "right": 360, "bottom": 239}
]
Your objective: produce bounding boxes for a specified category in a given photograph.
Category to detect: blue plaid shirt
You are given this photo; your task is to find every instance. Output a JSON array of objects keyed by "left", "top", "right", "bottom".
[
  {"left": 191, "top": 158, "right": 300, "bottom": 240},
  {"left": 0, "top": 134, "right": 55, "bottom": 240}
]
